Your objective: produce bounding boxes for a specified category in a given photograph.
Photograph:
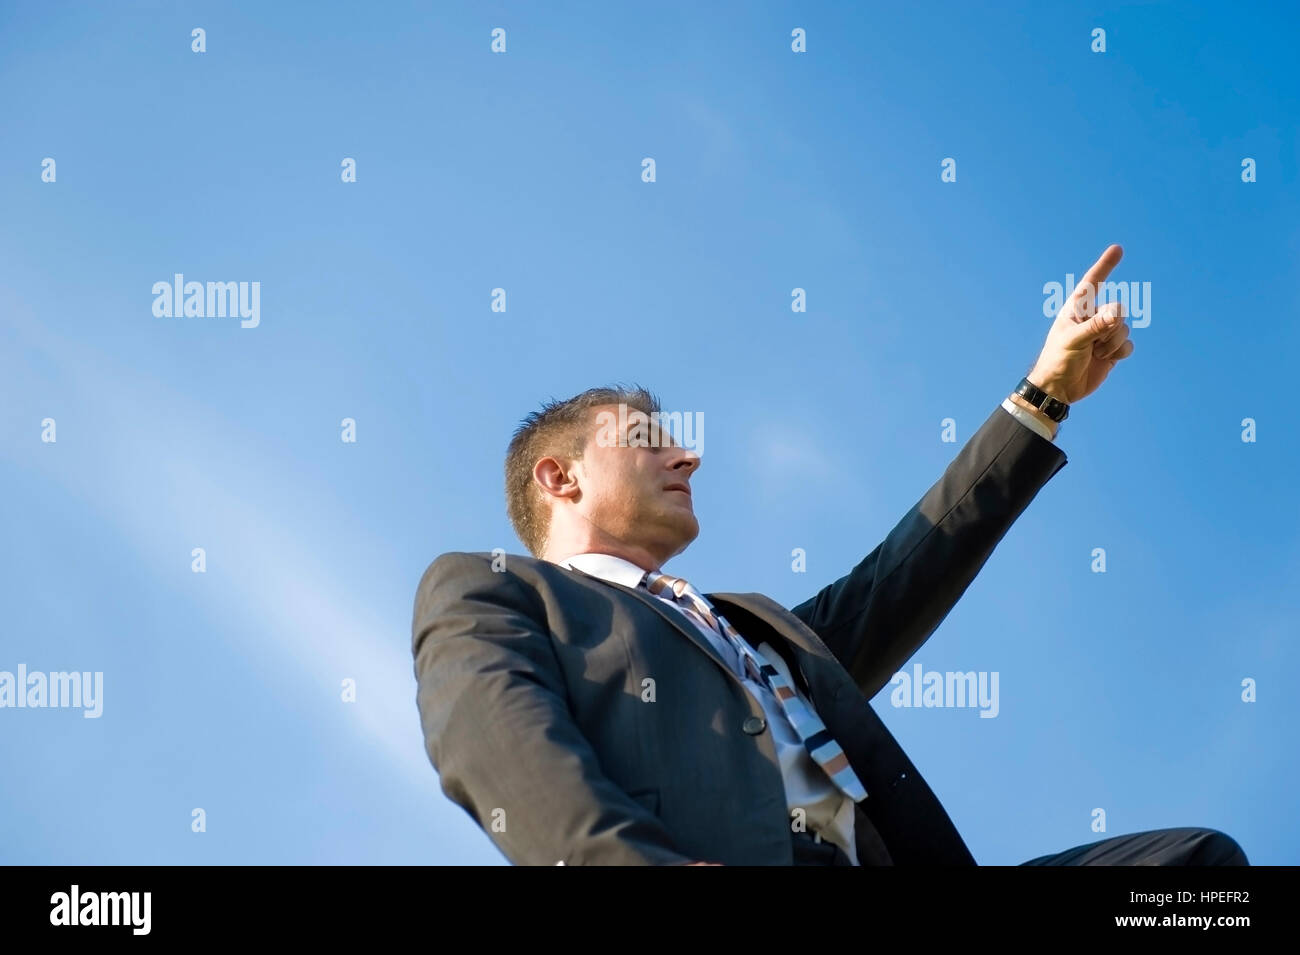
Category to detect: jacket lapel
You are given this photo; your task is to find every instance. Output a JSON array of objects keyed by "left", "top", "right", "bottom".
[
  {"left": 706, "top": 591, "right": 838, "bottom": 661},
  {"left": 565, "top": 567, "right": 744, "bottom": 684},
  {"left": 706, "top": 591, "right": 858, "bottom": 706}
]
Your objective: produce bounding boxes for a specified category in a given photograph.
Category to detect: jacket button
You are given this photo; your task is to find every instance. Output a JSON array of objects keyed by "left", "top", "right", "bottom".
[{"left": 742, "top": 716, "right": 767, "bottom": 735}]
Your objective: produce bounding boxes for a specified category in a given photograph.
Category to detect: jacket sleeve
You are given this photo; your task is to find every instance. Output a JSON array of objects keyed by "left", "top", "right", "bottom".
[
  {"left": 790, "top": 405, "right": 1068, "bottom": 699},
  {"left": 412, "top": 552, "right": 697, "bottom": 865}
]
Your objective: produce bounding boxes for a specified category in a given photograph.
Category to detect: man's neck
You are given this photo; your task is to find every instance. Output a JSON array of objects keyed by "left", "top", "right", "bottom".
[{"left": 544, "top": 540, "right": 666, "bottom": 574}]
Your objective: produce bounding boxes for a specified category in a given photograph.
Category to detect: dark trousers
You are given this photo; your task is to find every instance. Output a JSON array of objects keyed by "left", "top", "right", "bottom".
[
  {"left": 791, "top": 827, "right": 1248, "bottom": 866},
  {"left": 1019, "top": 827, "right": 1248, "bottom": 866}
]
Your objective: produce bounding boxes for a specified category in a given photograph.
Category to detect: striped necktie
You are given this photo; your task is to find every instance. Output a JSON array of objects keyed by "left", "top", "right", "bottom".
[{"left": 643, "top": 570, "right": 868, "bottom": 803}]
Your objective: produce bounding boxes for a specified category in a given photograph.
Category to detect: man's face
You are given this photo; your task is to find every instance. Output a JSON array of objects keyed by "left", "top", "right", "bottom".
[{"left": 568, "top": 404, "right": 702, "bottom": 560}]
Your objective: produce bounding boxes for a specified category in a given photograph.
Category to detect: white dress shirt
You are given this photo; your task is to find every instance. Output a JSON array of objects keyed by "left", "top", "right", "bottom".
[{"left": 554, "top": 406, "right": 1053, "bottom": 864}]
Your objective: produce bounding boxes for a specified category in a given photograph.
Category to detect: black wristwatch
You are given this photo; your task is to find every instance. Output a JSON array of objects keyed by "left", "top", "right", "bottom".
[{"left": 1014, "top": 377, "right": 1070, "bottom": 422}]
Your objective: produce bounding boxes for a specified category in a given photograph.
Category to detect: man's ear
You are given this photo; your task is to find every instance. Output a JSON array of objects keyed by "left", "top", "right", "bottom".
[{"left": 533, "top": 455, "right": 581, "bottom": 502}]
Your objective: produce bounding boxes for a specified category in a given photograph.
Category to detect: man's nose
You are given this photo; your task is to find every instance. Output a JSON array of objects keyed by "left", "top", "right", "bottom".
[{"left": 671, "top": 448, "right": 701, "bottom": 476}]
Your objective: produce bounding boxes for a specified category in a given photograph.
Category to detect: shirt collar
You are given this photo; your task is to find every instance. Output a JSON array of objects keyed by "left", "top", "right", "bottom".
[{"left": 556, "top": 552, "right": 653, "bottom": 590}]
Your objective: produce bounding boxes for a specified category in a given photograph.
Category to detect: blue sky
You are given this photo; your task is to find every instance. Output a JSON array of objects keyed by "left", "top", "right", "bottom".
[{"left": 2, "top": 0, "right": 1296, "bottom": 865}]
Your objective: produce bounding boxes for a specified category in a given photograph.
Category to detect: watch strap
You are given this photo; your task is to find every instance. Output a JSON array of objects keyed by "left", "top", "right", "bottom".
[{"left": 1014, "top": 377, "right": 1070, "bottom": 422}]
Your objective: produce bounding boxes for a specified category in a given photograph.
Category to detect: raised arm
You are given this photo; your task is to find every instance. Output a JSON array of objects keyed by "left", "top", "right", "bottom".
[
  {"left": 792, "top": 245, "right": 1134, "bottom": 700},
  {"left": 790, "top": 403, "right": 1067, "bottom": 699}
]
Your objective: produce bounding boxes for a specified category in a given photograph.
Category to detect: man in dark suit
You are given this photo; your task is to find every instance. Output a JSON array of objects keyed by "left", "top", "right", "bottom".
[{"left": 412, "top": 246, "right": 1247, "bottom": 866}]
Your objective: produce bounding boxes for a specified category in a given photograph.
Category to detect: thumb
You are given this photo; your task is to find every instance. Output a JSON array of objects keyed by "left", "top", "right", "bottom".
[{"left": 1066, "top": 309, "right": 1119, "bottom": 346}]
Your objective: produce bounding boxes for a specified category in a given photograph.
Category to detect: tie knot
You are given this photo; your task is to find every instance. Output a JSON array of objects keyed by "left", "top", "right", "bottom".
[{"left": 644, "top": 571, "right": 691, "bottom": 599}]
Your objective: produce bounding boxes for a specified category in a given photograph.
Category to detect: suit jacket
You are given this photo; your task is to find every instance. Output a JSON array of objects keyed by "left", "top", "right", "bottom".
[{"left": 411, "top": 404, "right": 1067, "bottom": 865}]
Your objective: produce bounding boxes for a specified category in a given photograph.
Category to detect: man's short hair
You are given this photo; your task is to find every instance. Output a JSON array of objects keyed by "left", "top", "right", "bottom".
[{"left": 505, "top": 385, "right": 660, "bottom": 556}]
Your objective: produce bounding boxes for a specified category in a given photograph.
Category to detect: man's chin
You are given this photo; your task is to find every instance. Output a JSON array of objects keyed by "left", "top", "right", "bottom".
[{"left": 668, "top": 516, "right": 700, "bottom": 555}]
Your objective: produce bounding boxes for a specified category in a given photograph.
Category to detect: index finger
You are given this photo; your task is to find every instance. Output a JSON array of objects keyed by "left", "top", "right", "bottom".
[{"left": 1071, "top": 244, "right": 1124, "bottom": 309}]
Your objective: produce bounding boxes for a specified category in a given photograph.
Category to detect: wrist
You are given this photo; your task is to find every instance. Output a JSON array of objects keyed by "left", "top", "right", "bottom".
[
  {"left": 1025, "top": 368, "right": 1068, "bottom": 402},
  {"left": 1008, "top": 391, "right": 1060, "bottom": 439}
]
